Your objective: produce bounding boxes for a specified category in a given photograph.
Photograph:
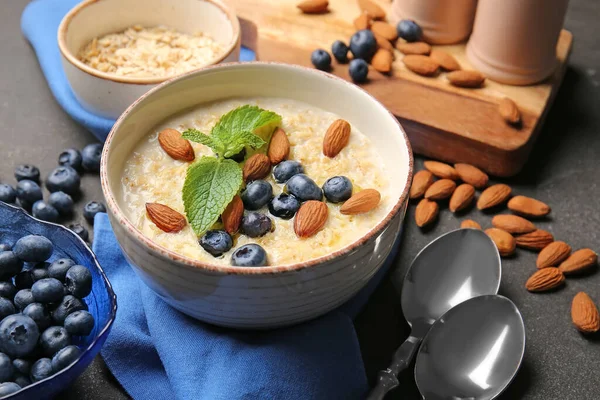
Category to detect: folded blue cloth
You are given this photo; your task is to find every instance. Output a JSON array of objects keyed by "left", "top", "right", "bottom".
[
  {"left": 20, "top": 0, "right": 255, "bottom": 141},
  {"left": 93, "top": 213, "right": 400, "bottom": 399}
]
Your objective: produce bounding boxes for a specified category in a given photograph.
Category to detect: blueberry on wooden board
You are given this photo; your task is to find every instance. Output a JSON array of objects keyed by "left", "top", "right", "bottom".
[{"left": 311, "top": 49, "right": 332, "bottom": 71}]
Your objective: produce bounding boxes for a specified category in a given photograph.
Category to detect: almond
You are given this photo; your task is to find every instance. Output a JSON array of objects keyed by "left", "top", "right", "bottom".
[
  {"left": 515, "top": 229, "right": 554, "bottom": 251},
  {"left": 415, "top": 198, "right": 438, "bottom": 228},
  {"left": 571, "top": 292, "right": 600, "bottom": 333},
  {"left": 424, "top": 179, "right": 456, "bottom": 201},
  {"left": 449, "top": 184, "right": 475, "bottom": 212},
  {"left": 447, "top": 70, "right": 486, "bottom": 88},
  {"left": 371, "top": 21, "right": 397, "bottom": 41},
  {"left": 491, "top": 214, "right": 536, "bottom": 234},
  {"left": 267, "top": 127, "right": 290, "bottom": 164},
  {"left": 453, "top": 163, "right": 488, "bottom": 189},
  {"left": 559, "top": 249, "right": 598, "bottom": 275},
  {"left": 499, "top": 97, "right": 521, "bottom": 125},
  {"left": 323, "top": 119, "right": 351, "bottom": 158},
  {"left": 423, "top": 161, "right": 459, "bottom": 180},
  {"left": 353, "top": 13, "right": 372, "bottom": 30},
  {"left": 341, "top": 189, "right": 381, "bottom": 215},
  {"left": 410, "top": 170, "right": 434, "bottom": 200},
  {"left": 145, "top": 203, "right": 187, "bottom": 233},
  {"left": 297, "top": 0, "right": 329, "bottom": 14},
  {"left": 294, "top": 200, "right": 328, "bottom": 238},
  {"left": 396, "top": 42, "right": 431, "bottom": 56},
  {"left": 429, "top": 49, "right": 461, "bottom": 71},
  {"left": 507, "top": 195, "right": 551, "bottom": 218},
  {"left": 371, "top": 49, "right": 393, "bottom": 73},
  {"left": 373, "top": 32, "right": 394, "bottom": 53},
  {"left": 243, "top": 154, "right": 271, "bottom": 182},
  {"left": 222, "top": 195, "right": 243, "bottom": 234},
  {"left": 403, "top": 55, "right": 439, "bottom": 76},
  {"left": 158, "top": 129, "right": 195, "bottom": 162},
  {"left": 477, "top": 184, "right": 512, "bottom": 210},
  {"left": 526, "top": 268, "right": 565, "bottom": 292},
  {"left": 357, "top": 0, "right": 386, "bottom": 20},
  {"left": 461, "top": 219, "right": 481, "bottom": 230},
  {"left": 537, "top": 241, "right": 572, "bottom": 269},
  {"left": 485, "top": 228, "right": 516, "bottom": 257}
]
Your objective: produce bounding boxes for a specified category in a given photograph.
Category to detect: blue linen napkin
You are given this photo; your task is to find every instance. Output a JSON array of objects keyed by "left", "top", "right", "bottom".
[
  {"left": 20, "top": 0, "right": 256, "bottom": 141},
  {"left": 93, "top": 213, "right": 400, "bottom": 400}
]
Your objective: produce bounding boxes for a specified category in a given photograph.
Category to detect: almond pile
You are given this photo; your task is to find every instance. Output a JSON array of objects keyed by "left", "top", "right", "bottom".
[{"left": 411, "top": 159, "right": 599, "bottom": 334}]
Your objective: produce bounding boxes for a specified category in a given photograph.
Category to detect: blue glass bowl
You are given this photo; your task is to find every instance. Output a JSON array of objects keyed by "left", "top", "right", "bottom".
[{"left": 0, "top": 202, "right": 117, "bottom": 399}]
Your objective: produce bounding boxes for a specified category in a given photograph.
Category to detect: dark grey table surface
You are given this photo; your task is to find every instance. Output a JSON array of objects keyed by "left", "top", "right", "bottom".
[{"left": 1, "top": 0, "right": 599, "bottom": 399}]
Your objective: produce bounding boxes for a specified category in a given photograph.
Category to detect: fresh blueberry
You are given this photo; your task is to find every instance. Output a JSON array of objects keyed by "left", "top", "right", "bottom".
[
  {"left": 285, "top": 174, "right": 322, "bottom": 201},
  {"left": 268, "top": 194, "right": 300, "bottom": 219},
  {"left": 350, "top": 29, "right": 377, "bottom": 61},
  {"left": 397, "top": 19, "right": 422, "bottom": 42},
  {"left": 13, "top": 235, "right": 53, "bottom": 263},
  {"left": 14, "top": 289, "right": 35, "bottom": 310},
  {"left": 225, "top": 147, "right": 246, "bottom": 162},
  {"left": 23, "top": 303, "right": 52, "bottom": 331},
  {"left": 68, "top": 224, "right": 89, "bottom": 242},
  {"left": 331, "top": 40, "right": 350, "bottom": 63},
  {"left": 16, "top": 180, "right": 43, "bottom": 208},
  {"left": 81, "top": 143, "right": 102, "bottom": 172},
  {"left": 39, "top": 326, "right": 71, "bottom": 357},
  {"left": 30, "top": 264, "right": 50, "bottom": 282},
  {"left": 14, "top": 271, "right": 34, "bottom": 290},
  {"left": 0, "top": 281, "right": 17, "bottom": 300},
  {"left": 64, "top": 265, "right": 92, "bottom": 298},
  {"left": 273, "top": 160, "right": 304, "bottom": 183},
  {"left": 231, "top": 244, "right": 268, "bottom": 267},
  {"left": 199, "top": 230, "right": 233, "bottom": 257},
  {"left": 323, "top": 176, "right": 353, "bottom": 203},
  {"left": 241, "top": 212, "right": 272, "bottom": 238},
  {"left": 0, "top": 352, "right": 13, "bottom": 383},
  {"left": 51, "top": 295, "right": 87, "bottom": 325},
  {"left": 14, "top": 164, "right": 40, "bottom": 183},
  {"left": 311, "top": 49, "right": 332, "bottom": 71},
  {"left": 51, "top": 345, "right": 81, "bottom": 372},
  {"left": 32, "top": 201, "right": 60, "bottom": 223},
  {"left": 0, "top": 315, "right": 40, "bottom": 357},
  {"left": 0, "top": 184, "right": 17, "bottom": 204},
  {"left": 30, "top": 358, "right": 53, "bottom": 382},
  {"left": 0, "top": 382, "right": 20, "bottom": 396},
  {"left": 32, "top": 278, "right": 64, "bottom": 304},
  {"left": 48, "top": 258, "right": 75, "bottom": 282},
  {"left": 46, "top": 166, "right": 80, "bottom": 195},
  {"left": 58, "top": 148, "right": 83, "bottom": 172},
  {"left": 64, "top": 311, "right": 95, "bottom": 336},
  {"left": 0, "top": 251, "right": 23, "bottom": 280},
  {"left": 0, "top": 297, "right": 15, "bottom": 320},
  {"left": 241, "top": 181, "right": 273, "bottom": 210},
  {"left": 349, "top": 59, "right": 369, "bottom": 83},
  {"left": 83, "top": 201, "right": 106, "bottom": 224},
  {"left": 12, "top": 359, "right": 31, "bottom": 376},
  {"left": 13, "top": 374, "right": 30, "bottom": 389},
  {"left": 48, "top": 192, "right": 74, "bottom": 215}
]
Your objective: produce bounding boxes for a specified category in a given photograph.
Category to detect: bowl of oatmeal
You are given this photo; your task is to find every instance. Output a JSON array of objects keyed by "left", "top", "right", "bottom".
[
  {"left": 57, "top": 0, "right": 240, "bottom": 119},
  {"left": 101, "top": 62, "right": 413, "bottom": 329}
]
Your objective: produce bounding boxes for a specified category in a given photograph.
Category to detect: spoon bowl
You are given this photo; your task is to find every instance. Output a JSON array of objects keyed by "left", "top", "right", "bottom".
[{"left": 415, "top": 295, "right": 526, "bottom": 400}]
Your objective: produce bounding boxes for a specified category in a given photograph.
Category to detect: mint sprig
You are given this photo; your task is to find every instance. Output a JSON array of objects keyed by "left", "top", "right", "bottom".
[{"left": 181, "top": 105, "right": 281, "bottom": 236}]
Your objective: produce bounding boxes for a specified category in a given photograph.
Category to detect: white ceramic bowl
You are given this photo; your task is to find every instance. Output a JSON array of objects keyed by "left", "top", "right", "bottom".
[
  {"left": 101, "top": 62, "right": 413, "bottom": 329},
  {"left": 58, "top": 0, "right": 240, "bottom": 119}
]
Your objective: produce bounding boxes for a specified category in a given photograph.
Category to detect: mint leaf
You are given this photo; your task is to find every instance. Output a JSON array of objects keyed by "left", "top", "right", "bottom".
[
  {"left": 222, "top": 131, "right": 265, "bottom": 158},
  {"left": 183, "top": 157, "right": 242, "bottom": 236},
  {"left": 182, "top": 129, "right": 224, "bottom": 155}
]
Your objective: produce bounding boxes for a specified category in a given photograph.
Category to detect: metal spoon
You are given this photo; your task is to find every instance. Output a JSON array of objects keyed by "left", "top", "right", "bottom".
[
  {"left": 415, "top": 294, "right": 526, "bottom": 400},
  {"left": 368, "top": 228, "right": 501, "bottom": 400}
]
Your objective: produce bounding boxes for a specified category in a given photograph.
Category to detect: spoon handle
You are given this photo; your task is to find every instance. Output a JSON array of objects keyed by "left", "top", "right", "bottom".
[{"left": 366, "top": 336, "right": 422, "bottom": 400}]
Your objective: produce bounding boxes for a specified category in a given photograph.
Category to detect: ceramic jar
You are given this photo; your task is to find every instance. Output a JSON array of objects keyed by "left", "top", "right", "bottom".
[{"left": 466, "top": 0, "right": 570, "bottom": 85}]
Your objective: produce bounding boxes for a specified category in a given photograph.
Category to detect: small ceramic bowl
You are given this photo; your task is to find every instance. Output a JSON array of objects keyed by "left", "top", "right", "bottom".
[
  {"left": 58, "top": 0, "right": 241, "bottom": 119},
  {"left": 101, "top": 62, "right": 413, "bottom": 329},
  {"left": 0, "top": 202, "right": 116, "bottom": 399}
]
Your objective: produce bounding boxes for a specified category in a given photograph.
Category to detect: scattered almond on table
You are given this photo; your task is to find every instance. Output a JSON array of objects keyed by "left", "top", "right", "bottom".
[
  {"left": 571, "top": 292, "right": 600, "bottom": 333},
  {"left": 297, "top": 0, "right": 329, "bottom": 14},
  {"left": 446, "top": 70, "right": 486, "bottom": 88}
]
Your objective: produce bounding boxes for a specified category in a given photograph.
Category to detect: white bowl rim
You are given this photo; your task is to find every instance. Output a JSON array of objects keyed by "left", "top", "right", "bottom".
[
  {"left": 101, "top": 61, "right": 414, "bottom": 275},
  {"left": 57, "top": 0, "right": 241, "bottom": 85}
]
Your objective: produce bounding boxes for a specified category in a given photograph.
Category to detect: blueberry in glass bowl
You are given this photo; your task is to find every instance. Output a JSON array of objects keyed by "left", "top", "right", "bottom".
[{"left": 0, "top": 202, "right": 116, "bottom": 399}]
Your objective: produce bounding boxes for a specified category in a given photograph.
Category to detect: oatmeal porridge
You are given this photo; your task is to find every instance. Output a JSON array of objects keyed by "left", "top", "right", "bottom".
[{"left": 121, "top": 98, "right": 392, "bottom": 266}]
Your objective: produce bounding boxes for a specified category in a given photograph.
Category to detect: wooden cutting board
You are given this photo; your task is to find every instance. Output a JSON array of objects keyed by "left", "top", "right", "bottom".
[{"left": 229, "top": 0, "right": 573, "bottom": 177}]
